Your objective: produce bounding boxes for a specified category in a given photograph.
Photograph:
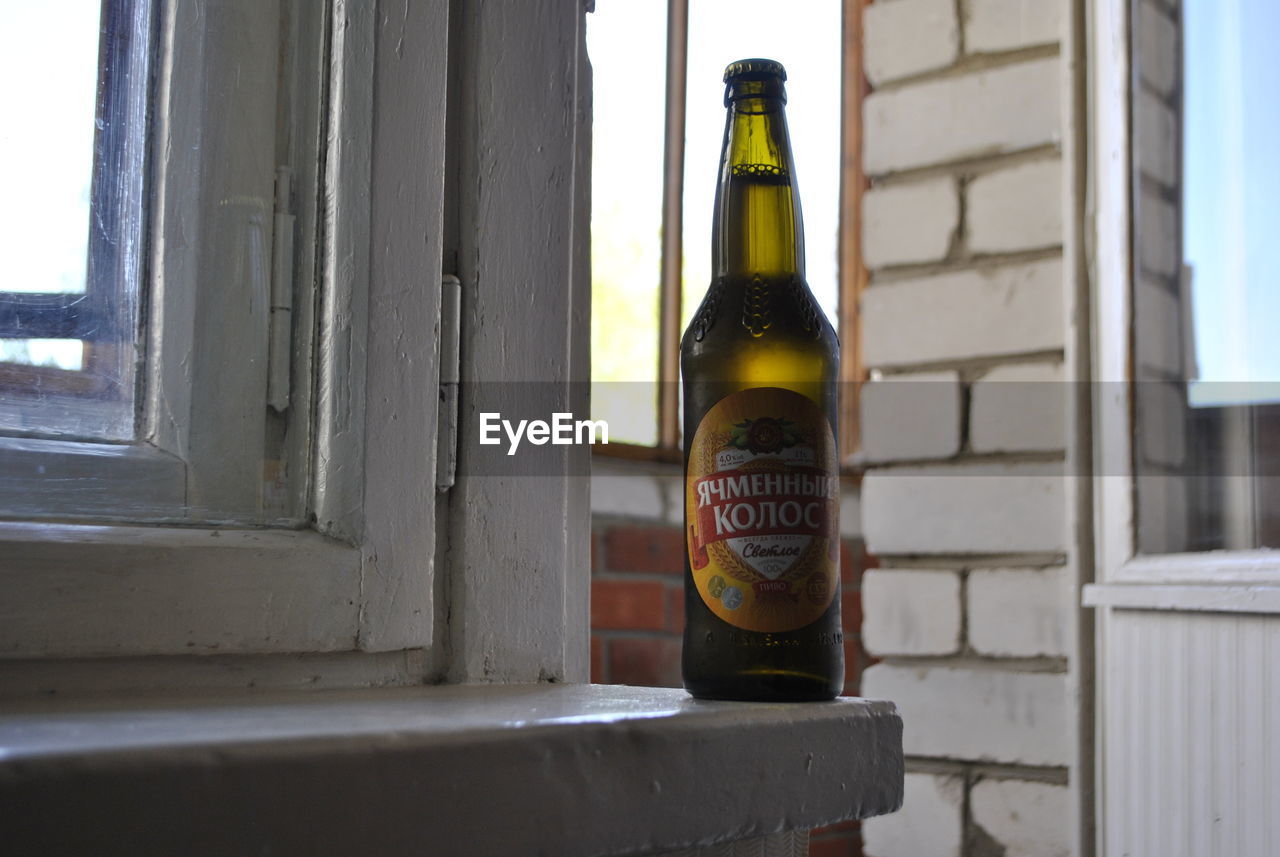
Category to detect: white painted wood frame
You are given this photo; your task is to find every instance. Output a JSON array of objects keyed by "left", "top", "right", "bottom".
[
  {"left": 441, "top": 0, "right": 592, "bottom": 684},
  {"left": 1063, "top": 2, "right": 1098, "bottom": 855},
  {"left": 1, "top": 0, "right": 437, "bottom": 664},
  {"left": 146, "top": 0, "right": 288, "bottom": 520},
  {"left": 1, "top": 0, "right": 593, "bottom": 691},
  {"left": 0, "top": 0, "right": 317, "bottom": 525},
  {"left": 1087, "top": 0, "right": 1280, "bottom": 600},
  {"left": 1086, "top": 0, "right": 1280, "bottom": 852}
]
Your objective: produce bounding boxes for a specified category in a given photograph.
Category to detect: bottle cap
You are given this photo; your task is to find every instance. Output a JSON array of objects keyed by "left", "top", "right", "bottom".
[{"left": 723, "top": 58, "right": 787, "bottom": 84}]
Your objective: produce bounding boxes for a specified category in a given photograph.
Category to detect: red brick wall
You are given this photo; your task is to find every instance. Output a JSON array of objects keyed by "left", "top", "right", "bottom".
[
  {"left": 590, "top": 523, "right": 684, "bottom": 686},
  {"left": 590, "top": 517, "right": 878, "bottom": 855}
]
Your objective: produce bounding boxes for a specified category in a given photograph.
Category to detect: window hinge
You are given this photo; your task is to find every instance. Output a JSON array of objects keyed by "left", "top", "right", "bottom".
[
  {"left": 436, "top": 274, "right": 462, "bottom": 492},
  {"left": 267, "top": 166, "right": 296, "bottom": 412}
]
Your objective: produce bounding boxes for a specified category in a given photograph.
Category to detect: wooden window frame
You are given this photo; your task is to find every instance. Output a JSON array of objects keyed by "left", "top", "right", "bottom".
[
  {"left": 1, "top": 0, "right": 591, "bottom": 690},
  {"left": 0, "top": 0, "right": 321, "bottom": 524},
  {"left": 0, "top": 0, "right": 421, "bottom": 660},
  {"left": 1086, "top": 0, "right": 1280, "bottom": 596},
  {"left": 1085, "top": 5, "right": 1280, "bottom": 853},
  {"left": 593, "top": 0, "right": 870, "bottom": 466}
]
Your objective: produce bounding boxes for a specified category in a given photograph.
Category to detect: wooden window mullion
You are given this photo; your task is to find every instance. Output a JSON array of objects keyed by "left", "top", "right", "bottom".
[
  {"left": 839, "top": 0, "right": 870, "bottom": 463},
  {"left": 657, "top": 0, "right": 689, "bottom": 452}
]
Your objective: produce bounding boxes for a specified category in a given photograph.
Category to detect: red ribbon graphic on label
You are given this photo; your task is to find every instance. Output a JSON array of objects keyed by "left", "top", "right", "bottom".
[
  {"left": 689, "top": 466, "right": 836, "bottom": 552},
  {"left": 689, "top": 524, "right": 709, "bottom": 570}
]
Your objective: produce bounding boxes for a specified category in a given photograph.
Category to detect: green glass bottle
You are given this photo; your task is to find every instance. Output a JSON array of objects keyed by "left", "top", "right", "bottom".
[{"left": 681, "top": 59, "right": 843, "bottom": 701}]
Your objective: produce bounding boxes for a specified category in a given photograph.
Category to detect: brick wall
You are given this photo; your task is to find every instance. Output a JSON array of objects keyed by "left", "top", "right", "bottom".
[
  {"left": 1131, "top": 0, "right": 1190, "bottom": 555},
  {"left": 855, "top": 0, "right": 1080, "bottom": 855},
  {"left": 591, "top": 462, "right": 872, "bottom": 856},
  {"left": 590, "top": 522, "right": 684, "bottom": 686}
]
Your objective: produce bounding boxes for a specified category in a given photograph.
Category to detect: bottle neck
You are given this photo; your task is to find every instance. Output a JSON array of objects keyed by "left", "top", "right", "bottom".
[{"left": 712, "top": 91, "right": 805, "bottom": 280}]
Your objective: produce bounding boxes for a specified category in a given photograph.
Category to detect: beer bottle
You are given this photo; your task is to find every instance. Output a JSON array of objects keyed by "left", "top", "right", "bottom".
[{"left": 681, "top": 59, "right": 843, "bottom": 701}]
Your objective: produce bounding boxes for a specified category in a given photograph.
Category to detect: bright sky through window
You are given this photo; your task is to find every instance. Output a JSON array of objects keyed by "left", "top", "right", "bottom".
[
  {"left": 587, "top": 1, "right": 842, "bottom": 446},
  {"left": 588, "top": 2, "right": 667, "bottom": 445},
  {"left": 1184, "top": 0, "right": 1280, "bottom": 405},
  {"left": 0, "top": 0, "right": 101, "bottom": 371},
  {"left": 681, "top": 0, "right": 842, "bottom": 327}
]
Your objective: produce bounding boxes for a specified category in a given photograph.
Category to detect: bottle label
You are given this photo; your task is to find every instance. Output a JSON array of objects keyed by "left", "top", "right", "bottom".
[{"left": 686, "top": 387, "right": 839, "bottom": 632}]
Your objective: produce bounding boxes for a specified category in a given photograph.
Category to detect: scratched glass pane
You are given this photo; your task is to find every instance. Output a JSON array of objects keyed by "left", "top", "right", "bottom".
[{"left": 0, "top": 0, "right": 146, "bottom": 440}]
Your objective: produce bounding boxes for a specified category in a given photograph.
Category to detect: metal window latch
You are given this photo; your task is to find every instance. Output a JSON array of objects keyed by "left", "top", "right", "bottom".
[
  {"left": 267, "top": 166, "right": 296, "bottom": 412},
  {"left": 436, "top": 274, "right": 462, "bottom": 492}
]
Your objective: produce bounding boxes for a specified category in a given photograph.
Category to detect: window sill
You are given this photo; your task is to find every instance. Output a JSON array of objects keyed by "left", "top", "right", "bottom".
[
  {"left": 1083, "top": 582, "right": 1280, "bottom": 614},
  {"left": 0, "top": 682, "right": 903, "bottom": 857}
]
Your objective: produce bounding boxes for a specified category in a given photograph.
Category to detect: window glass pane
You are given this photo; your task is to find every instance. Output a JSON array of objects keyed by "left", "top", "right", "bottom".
[
  {"left": 681, "top": 0, "right": 843, "bottom": 327},
  {"left": 1132, "top": 0, "right": 1280, "bottom": 552},
  {"left": 586, "top": 1, "right": 667, "bottom": 447},
  {"left": 0, "top": 0, "right": 147, "bottom": 441},
  {"left": 0, "top": 1, "right": 99, "bottom": 297}
]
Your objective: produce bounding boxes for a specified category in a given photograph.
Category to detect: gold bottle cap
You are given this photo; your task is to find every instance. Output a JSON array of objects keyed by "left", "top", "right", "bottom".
[{"left": 723, "top": 58, "right": 787, "bottom": 84}]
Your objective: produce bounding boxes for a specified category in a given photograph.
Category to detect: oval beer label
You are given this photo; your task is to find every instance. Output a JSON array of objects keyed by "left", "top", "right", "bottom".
[{"left": 686, "top": 387, "right": 839, "bottom": 632}]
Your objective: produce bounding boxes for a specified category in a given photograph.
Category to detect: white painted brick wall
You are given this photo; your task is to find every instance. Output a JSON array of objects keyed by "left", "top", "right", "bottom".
[
  {"left": 967, "top": 567, "right": 1069, "bottom": 657},
  {"left": 1135, "top": 472, "right": 1189, "bottom": 554},
  {"left": 656, "top": 474, "right": 686, "bottom": 526},
  {"left": 591, "top": 472, "right": 665, "bottom": 520},
  {"left": 862, "top": 772, "right": 964, "bottom": 857},
  {"left": 1136, "top": 379, "right": 1186, "bottom": 467},
  {"left": 862, "top": 663, "right": 1071, "bottom": 765},
  {"left": 967, "top": 159, "right": 1063, "bottom": 254},
  {"left": 839, "top": 483, "right": 863, "bottom": 539},
  {"left": 863, "top": 569, "right": 962, "bottom": 656},
  {"left": 971, "top": 779, "right": 1071, "bottom": 857},
  {"left": 964, "top": 0, "right": 1064, "bottom": 52},
  {"left": 969, "top": 361, "right": 1067, "bottom": 453},
  {"left": 861, "top": 463, "right": 1066, "bottom": 554},
  {"left": 864, "top": 0, "right": 959, "bottom": 85},
  {"left": 1138, "top": 189, "right": 1180, "bottom": 278},
  {"left": 1136, "top": 90, "right": 1177, "bottom": 186},
  {"left": 1134, "top": 278, "right": 1184, "bottom": 377},
  {"left": 861, "top": 371, "right": 962, "bottom": 462},
  {"left": 862, "top": 259, "right": 1065, "bottom": 366},
  {"left": 1137, "top": 1, "right": 1179, "bottom": 97},
  {"left": 862, "top": 177, "right": 958, "bottom": 268},
  {"left": 863, "top": 58, "right": 1060, "bottom": 174}
]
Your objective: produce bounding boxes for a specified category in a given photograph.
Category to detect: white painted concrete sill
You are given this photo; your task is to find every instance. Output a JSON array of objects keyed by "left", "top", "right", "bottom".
[{"left": 0, "top": 682, "right": 903, "bottom": 857}]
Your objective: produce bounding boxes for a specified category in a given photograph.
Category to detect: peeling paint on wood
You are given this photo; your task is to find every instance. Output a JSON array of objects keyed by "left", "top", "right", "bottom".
[
  {"left": 0, "top": 524, "right": 361, "bottom": 658},
  {"left": 445, "top": 0, "right": 591, "bottom": 683},
  {"left": 355, "top": 0, "right": 450, "bottom": 653}
]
